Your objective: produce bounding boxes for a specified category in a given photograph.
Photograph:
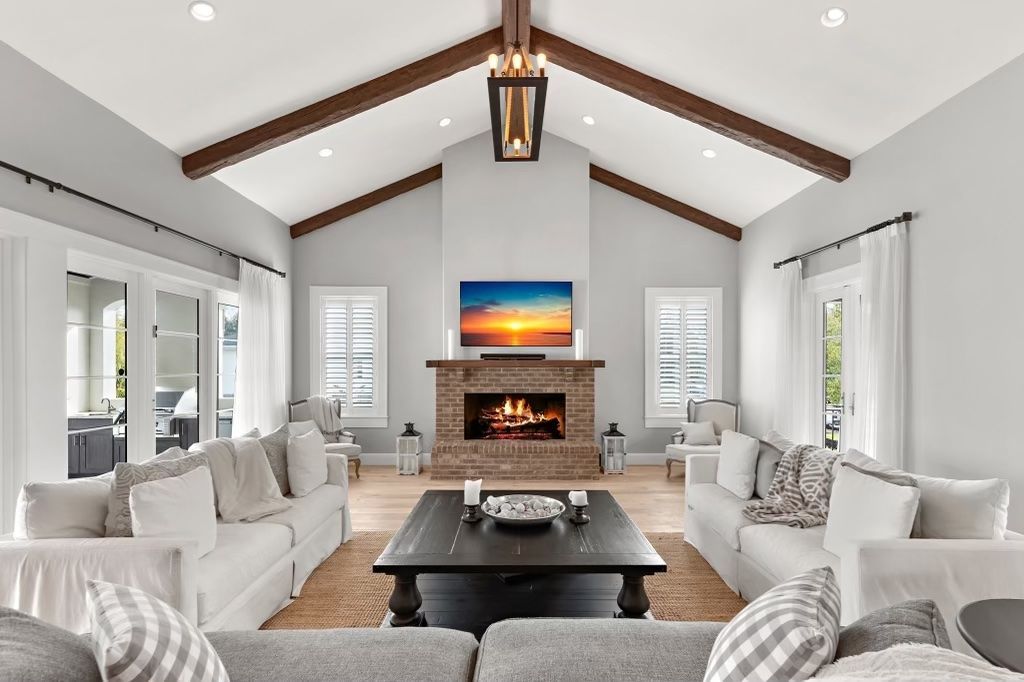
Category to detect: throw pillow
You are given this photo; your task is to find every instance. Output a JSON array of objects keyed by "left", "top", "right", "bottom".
[
  {"left": 684, "top": 421, "right": 718, "bottom": 446},
  {"left": 239, "top": 426, "right": 261, "bottom": 438},
  {"left": 814, "top": 643, "right": 1016, "bottom": 679},
  {"left": 259, "top": 423, "right": 291, "bottom": 496},
  {"left": 86, "top": 580, "right": 228, "bottom": 682},
  {"left": 146, "top": 446, "right": 189, "bottom": 463},
  {"left": 763, "top": 429, "right": 796, "bottom": 453},
  {"left": 754, "top": 440, "right": 783, "bottom": 500},
  {"left": 823, "top": 463, "right": 920, "bottom": 559},
  {"left": 104, "top": 454, "right": 208, "bottom": 537},
  {"left": 287, "top": 428, "right": 328, "bottom": 497},
  {"left": 191, "top": 437, "right": 292, "bottom": 522},
  {"left": 913, "top": 474, "right": 1010, "bottom": 540},
  {"left": 129, "top": 467, "right": 217, "bottom": 557},
  {"left": 715, "top": 430, "right": 760, "bottom": 500},
  {"left": 0, "top": 605, "right": 101, "bottom": 682},
  {"left": 704, "top": 566, "right": 841, "bottom": 682},
  {"left": 14, "top": 477, "right": 111, "bottom": 539},
  {"left": 289, "top": 419, "right": 327, "bottom": 443},
  {"left": 836, "top": 599, "right": 951, "bottom": 659}
]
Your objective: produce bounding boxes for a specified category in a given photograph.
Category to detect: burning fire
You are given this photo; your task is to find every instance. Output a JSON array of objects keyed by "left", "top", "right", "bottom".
[{"left": 498, "top": 396, "right": 546, "bottom": 424}]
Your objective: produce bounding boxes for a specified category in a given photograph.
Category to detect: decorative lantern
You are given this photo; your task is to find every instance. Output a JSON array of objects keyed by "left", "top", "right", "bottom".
[
  {"left": 601, "top": 423, "right": 627, "bottom": 474},
  {"left": 396, "top": 422, "right": 423, "bottom": 476}
]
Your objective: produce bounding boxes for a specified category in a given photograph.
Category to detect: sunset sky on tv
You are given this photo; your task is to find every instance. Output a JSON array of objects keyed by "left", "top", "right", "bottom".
[{"left": 460, "top": 281, "right": 572, "bottom": 347}]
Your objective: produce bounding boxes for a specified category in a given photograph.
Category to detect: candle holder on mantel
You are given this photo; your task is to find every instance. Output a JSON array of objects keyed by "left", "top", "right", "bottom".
[{"left": 462, "top": 504, "right": 482, "bottom": 523}]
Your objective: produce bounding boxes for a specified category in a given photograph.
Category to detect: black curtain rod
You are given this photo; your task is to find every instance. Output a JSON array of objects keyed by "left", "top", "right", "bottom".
[
  {"left": 0, "top": 159, "right": 286, "bottom": 278},
  {"left": 773, "top": 211, "right": 914, "bottom": 270}
]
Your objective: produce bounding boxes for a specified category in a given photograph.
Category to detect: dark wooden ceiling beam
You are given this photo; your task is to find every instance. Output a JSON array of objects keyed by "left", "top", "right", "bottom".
[
  {"left": 290, "top": 165, "right": 442, "bottom": 238},
  {"left": 590, "top": 164, "right": 742, "bottom": 241},
  {"left": 533, "top": 28, "right": 850, "bottom": 182},
  {"left": 502, "top": 0, "right": 530, "bottom": 54},
  {"left": 182, "top": 30, "right": 503, "bottom": 179}
]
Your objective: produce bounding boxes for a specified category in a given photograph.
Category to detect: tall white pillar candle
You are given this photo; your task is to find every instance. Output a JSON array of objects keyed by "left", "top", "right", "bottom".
[
  {"left": 464, "top": 479, "right": 482, "bottom": 506},
  {"left": 574, "top": 329, "right": 583, "bottom": 360},
  {"left": 446, "top": 329, "right": 455, "bottom": 360}
]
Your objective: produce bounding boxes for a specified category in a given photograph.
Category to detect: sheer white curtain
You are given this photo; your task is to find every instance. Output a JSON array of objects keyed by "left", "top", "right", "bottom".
[
  {"left": 773, "top": 260, "right": 814, "bottom": 443},
  {"left": 853, "top": 223, "right": 908, "bottom": 467},
  {"left": 233, "top": 261, "right": 288, "bottom": 436}
]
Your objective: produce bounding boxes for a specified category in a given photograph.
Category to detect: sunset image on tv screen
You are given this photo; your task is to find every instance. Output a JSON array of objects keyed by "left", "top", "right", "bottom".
[{"left": 460, "top": 281, "right": 572, "bottom": 347}]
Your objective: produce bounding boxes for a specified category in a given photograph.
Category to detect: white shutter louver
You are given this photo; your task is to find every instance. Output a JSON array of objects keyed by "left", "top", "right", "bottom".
[
  {"left": 684, "top": 300, "right": 710, "bottom": 401},
  {"left": 350, "top": 301, "right": 375, "bottom": 408},
  {"left": 657, "top": 302, "right": 683, "bottom": 410},
  {"left": 655, "top": 296, "right": 712, "bottom": 409},
  {"left": 319, "top": 296, "right": 379, "bottom": 410},
  {"left": 321, "top": 301, "right": 349, "bottom": 406}
]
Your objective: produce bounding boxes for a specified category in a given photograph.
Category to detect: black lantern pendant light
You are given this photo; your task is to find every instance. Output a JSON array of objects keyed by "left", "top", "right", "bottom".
[{"left": 487, "top": 0, "right": 547, "bottom": 162}]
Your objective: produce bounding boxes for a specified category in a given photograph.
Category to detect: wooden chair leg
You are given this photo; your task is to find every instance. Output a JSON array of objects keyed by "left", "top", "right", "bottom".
[
  {"left": 666, "top": 459, "right": 672, "bottom": 478},
  {"left": 353, "top": 458, "right": 361, "bottom": 479}
]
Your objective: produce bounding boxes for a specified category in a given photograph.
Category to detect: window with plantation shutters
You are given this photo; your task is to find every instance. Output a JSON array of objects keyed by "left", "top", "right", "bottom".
[
  {"left": 310, "top": 287, "right": 388, "bottom": 427},
  {"left": 645, "top": 288, "right": 723, "bottom": 427}
]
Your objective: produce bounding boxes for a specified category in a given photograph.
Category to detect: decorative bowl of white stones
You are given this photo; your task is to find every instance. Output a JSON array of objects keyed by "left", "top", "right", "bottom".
[{"left": 481, "top": 494, "right": 566, "bottom": 526}]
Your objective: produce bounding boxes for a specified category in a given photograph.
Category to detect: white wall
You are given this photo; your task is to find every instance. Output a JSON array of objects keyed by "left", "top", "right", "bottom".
[
  {"left": 291, "top": 183, "right": 443, "bottom": 454},
  {"left": 591, "top": 182, "right": 739, "bottom": 452},
  {"left": 739, "top": 52, "right": 1024, "bottom": 529},
  {"left": 442, "top": 133, "right": 590, "bottom": 359}
]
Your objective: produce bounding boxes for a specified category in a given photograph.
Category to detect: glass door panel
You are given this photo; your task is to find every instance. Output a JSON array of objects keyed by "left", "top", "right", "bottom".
[
  {"left": 66, "top": 273, "right": 128, "bottom": 477},
  {"left": 217, "top": 303, "right": 238, "bottom": 437},
  {"left": 154, "top": 289, "right": 200, "bottom": 454}
]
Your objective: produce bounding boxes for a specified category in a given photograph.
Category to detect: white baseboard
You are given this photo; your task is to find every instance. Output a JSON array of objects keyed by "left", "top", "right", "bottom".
[{"left": 357, "top": 452, "right": 667, "bottom": 466}]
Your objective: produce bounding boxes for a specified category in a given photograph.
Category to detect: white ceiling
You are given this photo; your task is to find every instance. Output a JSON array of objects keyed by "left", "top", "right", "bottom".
[{"left": 3, "top": 1, "right": 1024, "bottom": 229}]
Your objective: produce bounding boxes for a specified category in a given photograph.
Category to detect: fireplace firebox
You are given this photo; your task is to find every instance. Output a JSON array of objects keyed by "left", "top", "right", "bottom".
[{"left": 464, "top": 393, "right": 566, "bottom": 440}]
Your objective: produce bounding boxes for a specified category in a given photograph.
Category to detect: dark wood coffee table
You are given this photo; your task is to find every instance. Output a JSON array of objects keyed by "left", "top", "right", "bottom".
[
  {"left": 372, "top": 490, "right": 667, "bottom": 628},
  {"left": 957, "top": 599, "right": 1024, "bottom": 673}
]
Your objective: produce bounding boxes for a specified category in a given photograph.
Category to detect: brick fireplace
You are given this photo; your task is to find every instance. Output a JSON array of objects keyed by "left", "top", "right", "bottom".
[{"left": 428, "top": 360, "right": 604, "bottom": 480}]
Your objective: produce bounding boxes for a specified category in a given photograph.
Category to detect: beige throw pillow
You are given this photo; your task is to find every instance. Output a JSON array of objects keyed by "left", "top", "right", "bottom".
[
  {"left": 684, "top": 421, "right": 719, "bottom": 446},
  {"left": 104, "top": 454, "right": 209, "bottom": 537}
]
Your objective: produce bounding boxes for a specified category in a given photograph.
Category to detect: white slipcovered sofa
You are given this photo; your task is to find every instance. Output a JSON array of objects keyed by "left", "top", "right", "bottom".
[
  {"left": 0, "top": 440, "right": 352, "bottom": 634},
  {"left": 685, "top": 448, "right": 1024, "bottom": 654}
]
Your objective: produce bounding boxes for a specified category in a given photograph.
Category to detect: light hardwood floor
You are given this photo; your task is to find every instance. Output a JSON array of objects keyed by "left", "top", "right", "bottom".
[{"left": 349, "top": 465, "right": 685, "bottom": 533}]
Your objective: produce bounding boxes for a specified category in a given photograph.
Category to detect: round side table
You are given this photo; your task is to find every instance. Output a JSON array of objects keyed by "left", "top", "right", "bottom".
[{"left": 957, "top": 599, "right": 1024, "bottom": 673}]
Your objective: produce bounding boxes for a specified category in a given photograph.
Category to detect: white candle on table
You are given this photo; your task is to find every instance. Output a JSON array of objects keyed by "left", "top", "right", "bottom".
[
  {"left": 446, "top": 329, "right": 455, "bottom": 360},
  {"left": 464, "top": 479, "right": 482, "bottom": 506},
  {"left": 574, "top": 329, "right": 583, "bottom": 360},
  {"left": 568, "top": 490, "right": 588, "bottom": 506}
]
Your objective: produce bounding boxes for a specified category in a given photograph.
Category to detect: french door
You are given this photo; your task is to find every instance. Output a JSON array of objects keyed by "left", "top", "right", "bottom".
[{"left": 814, "top": 284, "right": 859, "bottom": 451}]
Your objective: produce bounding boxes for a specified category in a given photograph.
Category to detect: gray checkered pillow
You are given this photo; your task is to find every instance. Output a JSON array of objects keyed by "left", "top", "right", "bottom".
[
  {"left": 704, "top": 566, "right": 841, "bottom": 682},
  {"left": 87, "top": 580, "right": 228, "bottom": 682}
]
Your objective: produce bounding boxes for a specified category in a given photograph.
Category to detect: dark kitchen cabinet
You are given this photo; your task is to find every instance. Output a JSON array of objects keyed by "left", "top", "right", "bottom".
[{"left": 68, "top": 417, "right": 125, "bottom": 478}]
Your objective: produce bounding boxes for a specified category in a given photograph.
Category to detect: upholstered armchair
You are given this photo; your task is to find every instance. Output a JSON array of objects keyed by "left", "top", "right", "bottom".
[
  {"left": 288, "top": 399, "right": 362, "bottom": 479},
  {"left": 665, "top": 399, "right": 739, "bottom": 478}
]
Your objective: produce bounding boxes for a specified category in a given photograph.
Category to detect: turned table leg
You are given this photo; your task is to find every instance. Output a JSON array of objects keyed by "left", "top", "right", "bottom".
[
  {"left": 616, "top": 574, "right": 651, "bottom": 619},
  {"left": 388, "top": 574, "right": 425, "bottom": 627}
]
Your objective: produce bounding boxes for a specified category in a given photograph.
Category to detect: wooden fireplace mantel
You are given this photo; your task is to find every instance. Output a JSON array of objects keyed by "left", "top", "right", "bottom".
[{"left": 426, "top": 359, "right": 606, "bottom": 368}]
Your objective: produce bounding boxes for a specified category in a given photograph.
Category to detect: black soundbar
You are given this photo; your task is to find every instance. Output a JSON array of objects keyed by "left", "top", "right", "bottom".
[{"left": 480, "top": 353, "right": 547, "bottom": 361}]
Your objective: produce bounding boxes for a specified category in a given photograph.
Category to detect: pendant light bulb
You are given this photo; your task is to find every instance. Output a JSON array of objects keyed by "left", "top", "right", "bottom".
[
  {"left": 537, "top": 53, "right": 546, "bottom": 76},
  {"left": 513, "top": 138, "right": 522, "bottom": 156},
  {"left": 512, "top": 53, "right": 523, "bottom": 70},
  {"left": 488, "top": 53, "right": 499, "bottom": 77}
]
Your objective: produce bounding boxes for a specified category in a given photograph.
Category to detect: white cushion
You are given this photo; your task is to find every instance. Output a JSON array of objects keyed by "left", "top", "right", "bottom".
[
  {"left": 261, "top": 483, "right": 345, "bottom": 545},
  {"left": 13, "top": 477, "right": 111, "bottom": 539},
  {"left": 824, "top": 464, "right": 920, "bottom": 559},
  {"left": 197, "top": 522, "right": 291, "bottom": 624},
  {"left": 762, "top": 429, "right": 796, "bottom": 453},
  {"left": 686, "top": 483, "right": 755, "bottom": 550},
  {"left": 844, "top": 449, "right": 1010, "bottom": 540},
  {"left": 913, "top": 475, "right": 1010, "bottom": 540},
  {"left": 325, "top": 442, "right": 362, "bottom": 457},
  {"left": 683, "top": 421, "right": 719, "bottom": 446},
  {"left": 129, "top": 467, "right": 217, "bottom": 558},
  {"left": 738, "top": 524, "right": 839, "bottom": 581},
  {"left": 288, "top": 429, "right": 328, "bottom": 498},
  {"left": 715, "top": 430, "right": 760, "bottom": 500},
  {"left": 87, "top": 579, "right": 228, "bottom": 682},
  {"left": 289, "top": 419, "right": 325, "bottom": 442}
]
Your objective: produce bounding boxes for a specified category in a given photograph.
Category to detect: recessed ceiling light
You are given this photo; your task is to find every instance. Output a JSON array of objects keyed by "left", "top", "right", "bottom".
[
  {"left": 581, "top": 115, "right": 596, "bottom": 126},
  {"left": 438, "top": 117, "right": 452, "bottom": 128},
  {"left": 188, "top": 1, "right": 216, "bottom": 22},
  {"left": 821, "top": 7, "right": 847, "bottom": 27},
  {"left": 701, "top": 148, "right": 717, "bottom": 159},
  {"left": 318, "top": 148, "right": 334, "bottom": 158}
]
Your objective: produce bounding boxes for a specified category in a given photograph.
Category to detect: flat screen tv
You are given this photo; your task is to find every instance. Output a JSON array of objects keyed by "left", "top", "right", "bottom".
[{"left": 460, "top": 281, "right": 573, "bottom": 347}]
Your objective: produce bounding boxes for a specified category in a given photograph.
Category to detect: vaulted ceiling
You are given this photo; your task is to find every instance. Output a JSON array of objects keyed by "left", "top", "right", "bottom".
[{"left": 3, "top": 1, "right": 1024, "bottom": 236}]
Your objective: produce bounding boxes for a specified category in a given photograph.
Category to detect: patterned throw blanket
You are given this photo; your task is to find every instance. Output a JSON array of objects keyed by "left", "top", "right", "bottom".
[{"left": 743, "top": 444, "right": 840, "bottom": 527}]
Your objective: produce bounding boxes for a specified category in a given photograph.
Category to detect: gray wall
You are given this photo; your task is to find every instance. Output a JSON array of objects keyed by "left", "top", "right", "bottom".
[
  {"left": 739, "top": 52, "right": 1024, "bottom": 529},
  {"left": 591, "top": 182, "right": 739, "bottom": 452},
  {"left": 0, "top": 42, "right": 290, "bottom": 279},
  {"left": 291, "top": 183, "right": 443, "bottom": 453},
  {"left": 442, "top": 133, "right": 590, "bottom": 360}
]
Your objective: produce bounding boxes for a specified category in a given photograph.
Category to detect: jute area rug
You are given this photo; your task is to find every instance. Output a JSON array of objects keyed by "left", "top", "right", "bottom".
[{"left": 262, "top": 531, "right": 746, "bottom": 629}]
